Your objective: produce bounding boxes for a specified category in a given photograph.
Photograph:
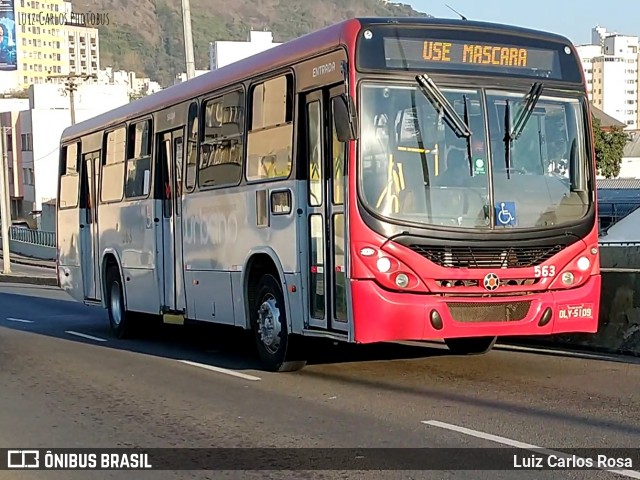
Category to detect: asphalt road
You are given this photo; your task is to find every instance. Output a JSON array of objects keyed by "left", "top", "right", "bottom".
[{"left": 1, "top": 282, "right": 640, "bottom": 479}]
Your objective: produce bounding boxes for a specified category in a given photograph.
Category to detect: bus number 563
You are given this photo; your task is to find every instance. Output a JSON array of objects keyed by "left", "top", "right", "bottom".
[{"left": 534, "top": 266, "right": 556, "bottom": 278}]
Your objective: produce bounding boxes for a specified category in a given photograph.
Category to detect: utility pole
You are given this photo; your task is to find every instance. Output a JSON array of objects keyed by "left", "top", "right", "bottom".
[
  {"left": 181, "top": 0, "right": 196, "bottom": 79},
  {"left": 0, "top": 126, "right": 11, "bottom": 273},
  {"left": 46, "top": 73, "right": 97, "bottom": 125}
]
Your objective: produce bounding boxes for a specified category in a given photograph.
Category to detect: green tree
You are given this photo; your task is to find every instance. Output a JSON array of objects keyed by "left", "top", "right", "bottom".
[{"left": 593, "top": 115, "right": 629, "bottom": 179}]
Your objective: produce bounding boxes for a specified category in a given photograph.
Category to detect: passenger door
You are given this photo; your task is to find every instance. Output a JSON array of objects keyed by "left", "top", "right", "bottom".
[
  {"left": 80, "top": 150, "right": 101, "bottom": 300},
  {"left": 305, "top": 86, "right": 348, "bottom": 332},
  {"left": 157, "top": 128, "right": 186, "bottom": 315}
]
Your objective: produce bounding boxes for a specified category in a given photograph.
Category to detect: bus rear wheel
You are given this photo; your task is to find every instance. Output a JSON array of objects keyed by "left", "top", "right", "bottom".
[
  {"left": 106, "top": 267, "right": 133, "bottom": 339},
  {"left": 444, "top": 336, "right": 497, "bottom": 355},
  {"left": 251, "top": 273, "right": 306, "bottom": 372}
]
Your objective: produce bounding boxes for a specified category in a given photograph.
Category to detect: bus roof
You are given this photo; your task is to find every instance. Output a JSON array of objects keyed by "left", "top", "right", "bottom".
[
  {"left": 356, "top": 17, "right": 572, "bottom": 44},
  {"left": 61, "top": 17, "right": 573, "bottom": 143}
]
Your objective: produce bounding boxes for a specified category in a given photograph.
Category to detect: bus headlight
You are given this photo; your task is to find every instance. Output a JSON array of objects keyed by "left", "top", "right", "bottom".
[
  {"left": 376, "top": 257, "right": 392, "bottom": 273},
  {"left": 395, "top": 273, "right": 410, "bottom": 288},
  {"left": 577, "top": 256, "right": 590, "bottom": 272},
  {"left": 562, "top": 272, "right": 575, "bottom": 286},
  {"left": 354, "top": 242, "right": 429, "bottom": 292}
]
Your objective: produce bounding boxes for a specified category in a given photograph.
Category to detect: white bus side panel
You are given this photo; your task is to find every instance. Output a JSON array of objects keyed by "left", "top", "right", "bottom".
[
  {"left": 187, "top": 271, "right": 234, "bottom": 324},
  {"left": 230, "top": 272, "right": 246, "bottom": 328},
  {"left": 57, "top": 207, "right": 84, "bottom": 303},
  {"left": 284, "top": 272, "right": 305, "bottom": 334},
  {"left": 98, "top": 202, "right": 160, "bottom": 314},
  {"left": 118, "top": 200, "right": 159, "bottom": 314},
  {"left": 182, "top": 181, "right": 298, "bottom": 325}
]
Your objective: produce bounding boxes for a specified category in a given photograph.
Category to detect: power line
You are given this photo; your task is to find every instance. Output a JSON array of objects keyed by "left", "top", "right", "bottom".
[{"left": 32, "top": 146, "right": 62, "bottom": 163}]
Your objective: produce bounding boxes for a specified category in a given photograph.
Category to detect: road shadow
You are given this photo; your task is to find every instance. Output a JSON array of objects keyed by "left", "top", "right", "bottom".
[
  {"left": 0, "top": 286, "right": 446, "bottom": 373},
  {"left": 3, "top": 286, "right": 640, "bottom": 440}
]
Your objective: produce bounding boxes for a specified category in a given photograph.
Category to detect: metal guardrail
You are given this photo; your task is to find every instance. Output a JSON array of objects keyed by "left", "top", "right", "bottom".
[
  {"left": 598, "top": 201, "right": 640, "bottom": 232},
  {"left": 6, "top": 227, "right": 56, "bottom": 247}
]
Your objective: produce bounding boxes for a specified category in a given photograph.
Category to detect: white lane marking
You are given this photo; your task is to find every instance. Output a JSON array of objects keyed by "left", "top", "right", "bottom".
[
  {"left": 177, "top": 360, "right": 261, "bottom": 381},
  {"left": 423, "top": 420, "right": 640, "bottom": 479},
  {"left": 65, "top": 331, "right": 108, "bottom": 342},
  {"left": 6, "top": 317, "right": 34, "bottom": 323}
]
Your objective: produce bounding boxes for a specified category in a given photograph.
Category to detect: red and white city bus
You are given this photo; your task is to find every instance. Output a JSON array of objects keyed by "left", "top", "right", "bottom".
[{"left": 57, "top": 17, "right": 600, "bottom": 371}]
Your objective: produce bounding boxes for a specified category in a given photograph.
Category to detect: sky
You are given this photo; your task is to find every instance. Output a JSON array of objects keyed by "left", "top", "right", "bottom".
[{"left": 407, "top": 0, "right": 640, "bottom": 45}]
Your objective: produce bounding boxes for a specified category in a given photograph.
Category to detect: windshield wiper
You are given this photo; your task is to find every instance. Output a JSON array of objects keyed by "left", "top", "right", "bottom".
[
  {"left": 503, "top": 82, "right": 544, "bottom": 179},
  {"left": 503, "top": 99, "right": 512, "bottom": 179},
  {"left": 462, "top": 94, "right": 473, "bottom": 176},
  {"left": 415, "top": 74, "right": 474, "bottom": 176},
  {"left": 512, "top": 82, "right": 544, "bottom": 139}
]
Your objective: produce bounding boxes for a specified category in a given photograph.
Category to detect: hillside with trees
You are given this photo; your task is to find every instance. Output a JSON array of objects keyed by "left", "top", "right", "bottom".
[{"left": 71, "top": 0, "right": 429, "bottom": 85}]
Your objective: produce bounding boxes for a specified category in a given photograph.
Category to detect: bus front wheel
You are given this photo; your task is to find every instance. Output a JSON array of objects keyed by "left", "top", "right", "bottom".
[
  {"left": 106, "top": 267, "right": 134, "bottom": 339},
  {"left": 444, "top": 336, "right": 497, "bottom": 355},
  {"left": 251, "top": 273, "right": 306, "bottom": 372}
]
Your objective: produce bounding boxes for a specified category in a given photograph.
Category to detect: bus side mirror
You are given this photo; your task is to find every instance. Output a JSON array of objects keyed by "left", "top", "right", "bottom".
[{"left": 332, "top": 94, "right": 358, "bottom": 142}]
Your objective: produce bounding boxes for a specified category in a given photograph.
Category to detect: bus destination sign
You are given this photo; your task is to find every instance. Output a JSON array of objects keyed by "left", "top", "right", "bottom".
[
  {"left": 383, "top": 37, "right": 561, "bottom": 77},
  {"left": 422, "top": 40, "right": 530, "bottom": 68}
]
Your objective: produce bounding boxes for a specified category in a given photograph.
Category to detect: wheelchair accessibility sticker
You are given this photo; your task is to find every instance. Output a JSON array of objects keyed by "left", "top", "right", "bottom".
[{"left": 495, "top": 202, "right": 516, "bottom": 226}]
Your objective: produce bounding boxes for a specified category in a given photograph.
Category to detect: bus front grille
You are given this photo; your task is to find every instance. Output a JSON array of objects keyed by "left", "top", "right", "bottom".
[
  {"left": 409, "top": 245, "right": 563, "bottom": 269},
  {"left": 446, "top": 301, "right": 531, "bottom": 323}
]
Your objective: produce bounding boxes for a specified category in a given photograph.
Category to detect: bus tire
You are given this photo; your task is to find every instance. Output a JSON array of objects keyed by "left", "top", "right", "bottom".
[
  {"left": 106, "top": 267, "right": 133, "bottom": 339},
  {"left": 251, "top": 273, "right": 306, "bottom": 372},
  {"left": 444, "top": 336, "right": 497, "bottom": 355}
]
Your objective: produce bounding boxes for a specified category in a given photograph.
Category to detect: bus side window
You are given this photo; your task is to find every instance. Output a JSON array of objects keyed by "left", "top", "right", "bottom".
[
  {"left": 101, "top": 127, "right": 126, "bottom": 203},
  {"left": 307, "top": 100, "right": 322, "bottom": 207},
  {"left": 184, "top": 102, "right": 198, "bottom": 191},
  {"left": 124, "top": 119, "right": 152, "bottom": 199},
  {"left": 175, "top": 137, "right": 183, "bottom": 216},
  {"left": 246, "top": 74, "right": 294, "bottom": 182},
  {"left": 331, "top": 102, "right": 346, "bottom": 205},
  {"left": 59, "top": 142, "right": 80, "bottom": 209},
  {"left": 198, "top": 90, "right": 245, "bottom": 188}
]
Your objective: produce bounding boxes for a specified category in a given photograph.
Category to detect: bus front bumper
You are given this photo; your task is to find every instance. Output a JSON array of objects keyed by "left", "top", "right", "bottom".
[{"left": 351, "top": 275, "right": 601, "bottom": 344}]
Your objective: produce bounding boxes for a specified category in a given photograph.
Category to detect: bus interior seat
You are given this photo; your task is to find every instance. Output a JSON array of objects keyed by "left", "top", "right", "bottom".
[
  {"left": 392, "top": 147, "right": 428, "bottom": 214},
  {"left": 360, "top": 134, "right": 388, "bottom": 206}
]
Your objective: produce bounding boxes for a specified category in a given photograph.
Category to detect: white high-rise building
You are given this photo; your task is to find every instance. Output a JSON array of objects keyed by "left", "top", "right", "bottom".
[
  {"left": 209, "top": 30, "right": 281, "bottom": 71},
  {"left": 61, "top": 1, "right": 100, "bottom": 77},
  {"left": 577, "top": 27, "right": 639, "bottom": 130}
]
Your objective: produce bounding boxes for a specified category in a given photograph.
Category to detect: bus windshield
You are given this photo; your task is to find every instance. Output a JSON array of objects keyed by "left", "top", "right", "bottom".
[{"left": 358, "top": 82, "right": 590, "bottom": 230}]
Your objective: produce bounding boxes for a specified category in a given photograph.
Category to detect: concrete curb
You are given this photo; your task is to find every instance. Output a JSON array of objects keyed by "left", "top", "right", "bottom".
[
  {"left": 0, "top": 255, "right": 56, "bottom": 270},
  {"left": 0, "top": 274, "right": 58, "bottom": 286}
]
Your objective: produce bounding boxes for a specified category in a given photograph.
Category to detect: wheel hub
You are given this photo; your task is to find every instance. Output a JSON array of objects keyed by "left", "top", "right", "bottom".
[
  {"left": 257, "top": 296, "right": 281, "bottom": 354},
  {"left": 110, "top": 282, "right": 122, "bottom": 326}
]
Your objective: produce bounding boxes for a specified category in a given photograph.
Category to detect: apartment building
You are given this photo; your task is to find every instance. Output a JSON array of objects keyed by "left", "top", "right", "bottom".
[
  {"left": 0, "top": 0, "right": 100, "bottom": 94},
  {"left": 577, "top": 27, "right": 640, "bottom": 130},
  {"left": 61, "top": 0, "right": 98, "bottom": 76},
  {"left": 0, "top": 103, "right": 33, "bottom": 223},
  {"left": 14, "top": 0, "right": 66, "bottom": 89},
  {"left": 0, "top": 83, "right": 128, "bottom": 227},
  {"left": 100, "top": 67, "right": 162, "bottom": 98}
]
